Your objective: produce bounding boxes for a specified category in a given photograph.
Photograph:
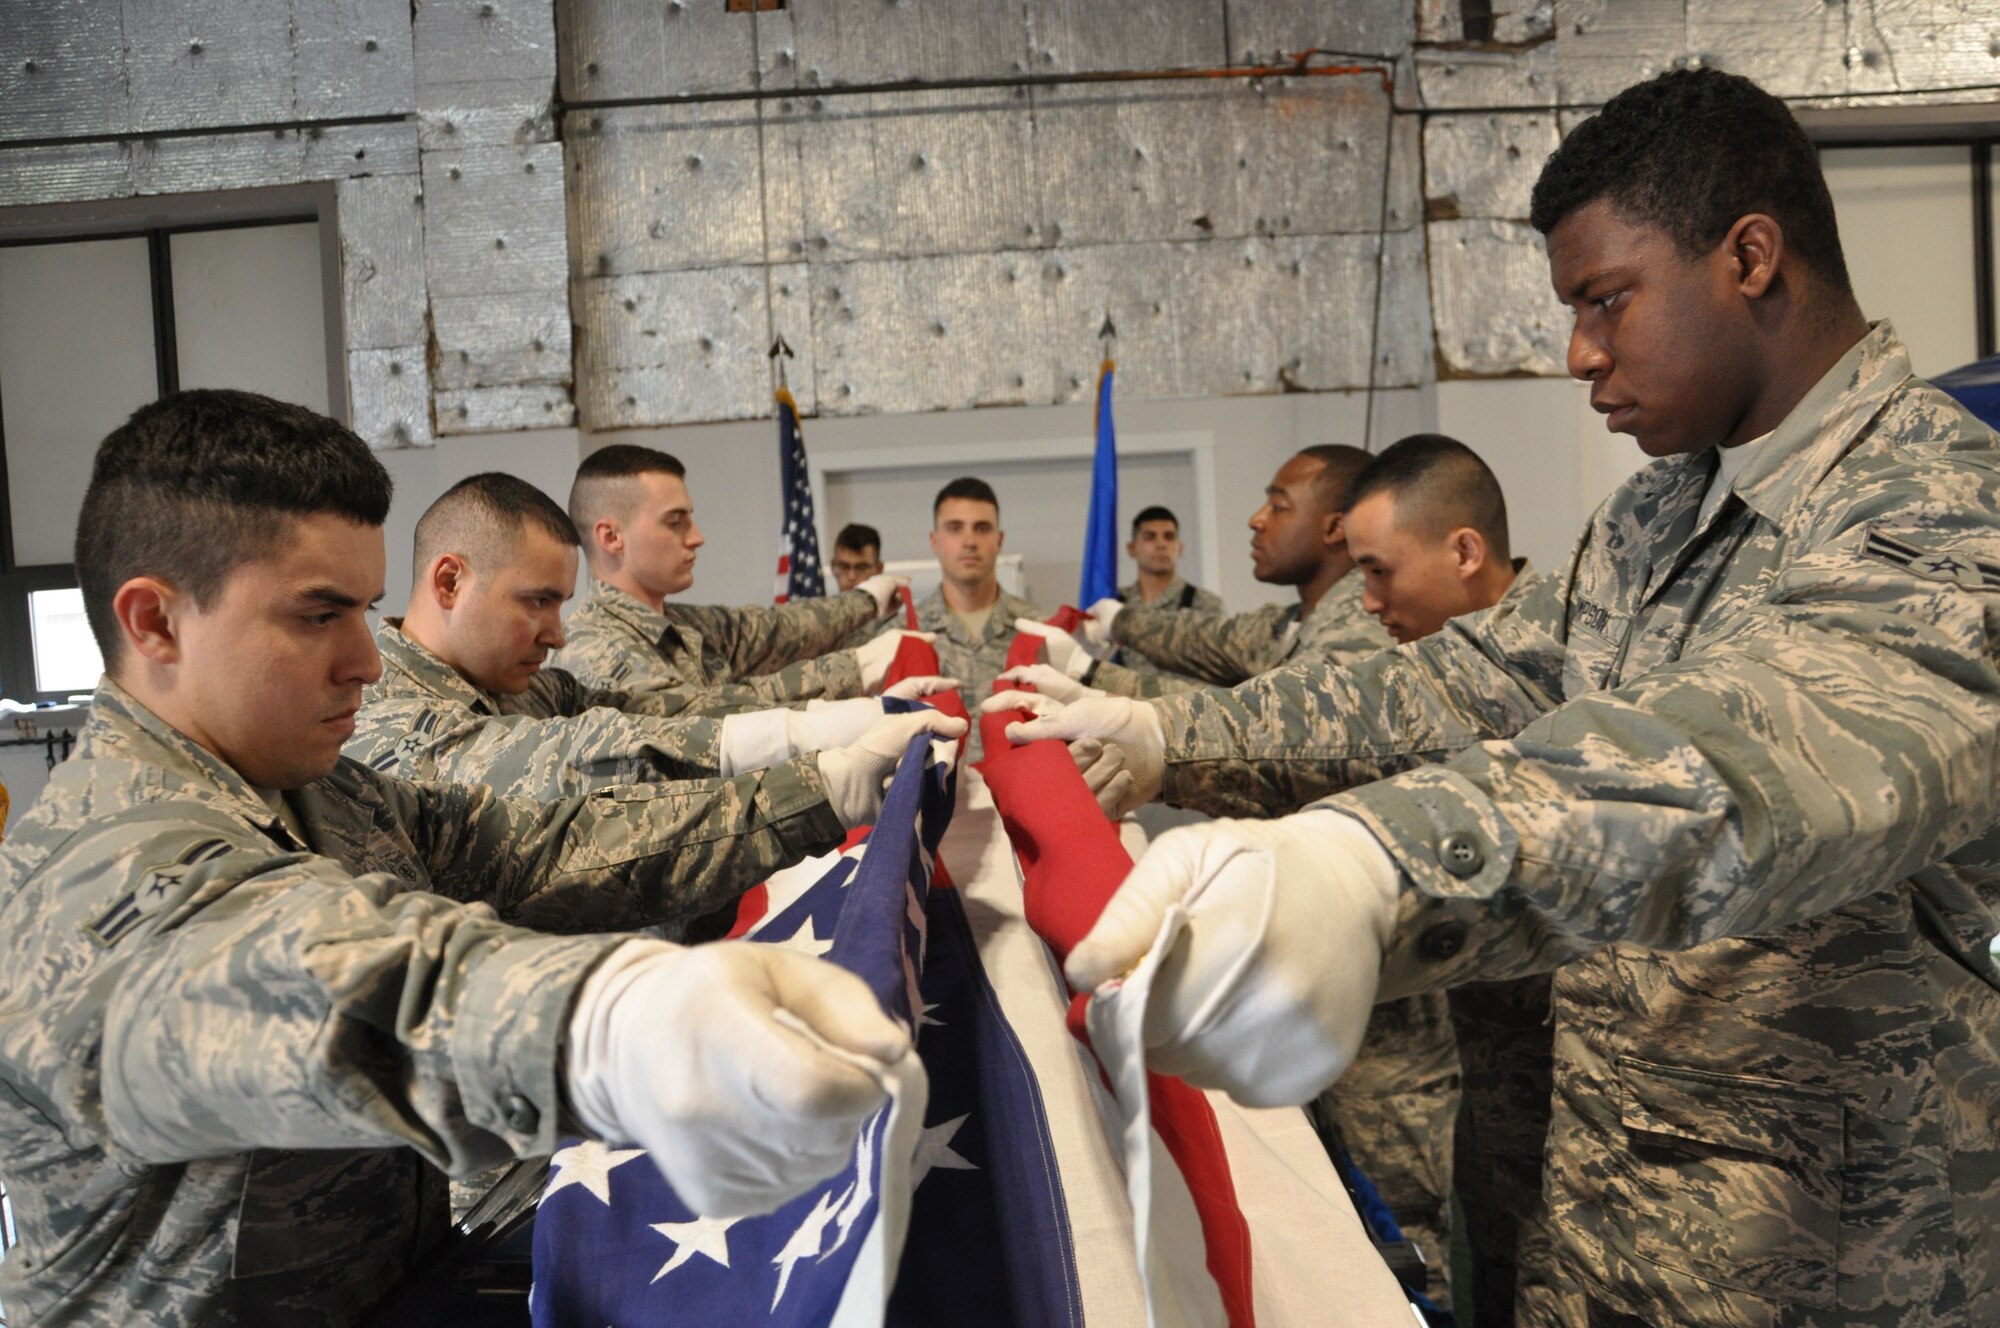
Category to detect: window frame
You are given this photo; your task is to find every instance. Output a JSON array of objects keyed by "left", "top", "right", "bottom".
[{"left": 0, "top": 185, "right": 342, "bottom": 702}]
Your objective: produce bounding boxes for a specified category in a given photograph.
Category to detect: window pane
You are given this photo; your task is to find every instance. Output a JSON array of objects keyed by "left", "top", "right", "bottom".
[
  {"left": 29, "top": 586, "right": 102, "bottom": 695},
  {"left": 0, "top": 237, "right": 160, "bottom": 566},
  {"left": 170, "top": 223, "right": 330, "bottom": 415}
]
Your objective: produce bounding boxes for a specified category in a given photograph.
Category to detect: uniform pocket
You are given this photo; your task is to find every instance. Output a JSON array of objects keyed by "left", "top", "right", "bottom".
[
  {"left": 1615, "top": 1057, "right": 1843, "bottom": 1309},
  {"left": 231, "top": 1147, "right": 417, "bottom": 1279}
]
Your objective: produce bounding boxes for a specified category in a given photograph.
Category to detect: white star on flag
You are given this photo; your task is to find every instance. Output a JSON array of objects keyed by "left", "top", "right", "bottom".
[
  {"left": 774, "top": 915, "right": 834, "bottom": 957},
  {"left": 770, "top": 1188, "right": 842, "bottom": 1308},
  {"left": 543, "top": 1140, "right": 645, "bottom": 1206},
  {"left": 648, "top": 1214, "right": 740, "bottom": 1283},
  {"left": 911, "top": 1114, "right": 977, "bottom": 1188}
]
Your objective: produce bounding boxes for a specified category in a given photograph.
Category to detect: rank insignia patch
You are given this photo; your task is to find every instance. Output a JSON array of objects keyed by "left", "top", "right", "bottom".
[
  {"left": 85, "top": 837, "right": 231, "bottom": 947},
  {"left": 1862, "top": 527, "right": 2000, "bottom": 591}
]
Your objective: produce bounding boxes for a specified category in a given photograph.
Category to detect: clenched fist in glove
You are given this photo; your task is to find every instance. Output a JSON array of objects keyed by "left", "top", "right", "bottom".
[
  {"left": 1010, "top": 619, "right": 1095, "bottom": 679},
  {"left": 991, "top": 662, "right": 1102, "bottom": 705},
  {"left": 854, "top": 573, "right": 910, "bottom": 619},
  {"left": 1003, "top": 695, "right": 1166, "bottom": 818},
  {"left": 1068, "top": 811, "right": 1401, "bottom": 1107},
  {"left": 815, "top": 708, "right": 967, "bottom": 827},
  {"left": 565, "top": 939, "right": 912, "bottom": 1217},
  {"left": 854, "top": 630, "right": 937, "bottom": 691}
]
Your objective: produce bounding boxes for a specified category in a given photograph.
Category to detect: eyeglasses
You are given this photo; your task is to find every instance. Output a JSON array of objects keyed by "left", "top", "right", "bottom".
[{"left": 830, "top": 559, "right": 880, "bottom": 575}]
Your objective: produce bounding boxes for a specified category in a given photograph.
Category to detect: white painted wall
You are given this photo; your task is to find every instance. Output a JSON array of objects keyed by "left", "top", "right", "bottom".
[
  {"left": 170, "top": 222, "right": 331, "bottom": 416},
  {"left": 1823, "top": 144, "right": 1980, "bottom": 380}
]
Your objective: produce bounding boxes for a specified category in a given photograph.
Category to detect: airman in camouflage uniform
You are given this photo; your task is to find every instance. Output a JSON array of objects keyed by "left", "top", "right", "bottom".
[
  {"left": 0, "top": 391, "right": 942, "bottom": 1327},
  {"left": 913, "top": 582, "right": 1043, "bottom": 758},
  {"left": 1090, "top": 570, "right": 1388, "bottom": 698},
  {"left": 350, "top": 617, "right": 745, "bottom": 793},
  {"left": 1040, "top": 71, "right": 2000, "bottom": 1320},
  {"left": 555, "top": 579, "right": 878, "bottom": 703},
  {"left": 1114, "top": 571, "right": 1225, "bottom": 681},
  {"left": 1140, "top": 318, "right": 2000, "bottom": 1327}
]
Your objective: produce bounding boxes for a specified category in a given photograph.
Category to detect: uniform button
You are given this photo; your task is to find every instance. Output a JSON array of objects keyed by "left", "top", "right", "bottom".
[
  {"left": 1420, "top": 920, "right": 1469, "bottom": 960},
  {"left": 503, "top": 1094, "right": 540, "bottom": 1134},
  {"left": 1436, "top": 831, "right": 1484, "bottom": 877}
]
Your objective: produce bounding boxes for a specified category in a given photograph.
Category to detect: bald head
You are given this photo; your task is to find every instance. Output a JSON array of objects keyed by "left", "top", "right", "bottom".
[{"left": 412, "top": 472, "right": 579, "bottom": 585}]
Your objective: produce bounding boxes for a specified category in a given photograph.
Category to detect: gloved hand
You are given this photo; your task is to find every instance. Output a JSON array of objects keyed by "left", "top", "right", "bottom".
[
  {"left": 992, "top": 662, "right": 1103, "bottom": 704},
  {"left": 815, "top": 708, "right": 968, "bottom": 827},
  {"left": 1003, "top": 695, "right": 1166, "bottom": 817},
  {"left": 1011, "top": 619, "right": 1093, "bottom": 679},
  {"left": 1071, "top": 812, "right": 1401, "bottom": 1107},
  {"left": 882, "top": 674, "right": 962, "bottom": 701},
  {"left": 976, "top": 690, "right": 1131, "bottom": 819},
  {"left": 854, "top": 630, "right": 937, "bottom": 691},
  {"left": 855, "top": 573, "right": 909, "bottom": 619},
  {"left": 565, "top": 938, "right": 912, "bottom": 1217},
  {"left": 1081, "top": 596, "right": 1124, "bottom": 648}
]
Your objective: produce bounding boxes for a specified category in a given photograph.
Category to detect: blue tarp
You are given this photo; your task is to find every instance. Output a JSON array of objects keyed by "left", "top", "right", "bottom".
[{"left": 1932, "top": 354, "right": 2000, "bottom": 430}]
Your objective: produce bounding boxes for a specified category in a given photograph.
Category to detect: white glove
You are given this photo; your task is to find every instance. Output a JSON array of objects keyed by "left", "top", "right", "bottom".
[
  {"left": 1003, "top": 695, "right": 1166, "bottom": 817},
  {"left": 815, "top": 708, "right": 968, "bottom": 827},
  {"left": 1011, "top": 619, "right": 1093, "bottom": 680},
  {"left": 566, "top": 938, "right": 911, "bottom": 1217},
  {"left": 882, "top": 674, "right": 962, "bottom": 701},
  {"left": 716, "top": 698, "right": 893, "bottom": 774},
  {"left": 854, "top": 630, "right": 937, "bottom": 692},
  {"left": 1072, "top": 812, "right": 1400, "bottom": 1107},
  {"left": 1081, "top": 596, "right": 1124, "bottom": 648},
  {"left": 992, "top": 662, "right": 1103, "bottom": 704},
  {"left": 855, "top": 574, "right": 908, "bottom": 619}
]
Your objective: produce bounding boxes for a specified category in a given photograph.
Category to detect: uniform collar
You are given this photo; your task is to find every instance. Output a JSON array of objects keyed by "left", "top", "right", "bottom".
[
  {"left": 583, "top": 578, "right": 673, "bottom": 639},
  {"left": 373, "top": 618, "right": 498, "bottom": 715},
  {"left": 916, "top": 584, "right": 1035, "bottom": 644},
  {"left": 1710, "top": 320, "right": 1911, "bottom": 531},
  {"left": 79, "top": 678, "right": 302, "bottom": 843}
]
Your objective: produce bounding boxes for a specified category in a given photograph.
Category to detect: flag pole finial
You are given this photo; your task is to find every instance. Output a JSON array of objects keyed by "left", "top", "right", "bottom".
[
  {"left": 768, "top": 335, "right": 794, "bottom": 391},
  {"left": 1098, "top": 315, "right": 1116, "bottom": 343}
]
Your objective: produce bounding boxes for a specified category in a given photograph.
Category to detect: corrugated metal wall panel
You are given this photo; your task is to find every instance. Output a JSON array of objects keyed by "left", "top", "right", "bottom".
[
  {"left": 348, "top": 345, "right": 435, "bottom": 448},
  {"left": 411, "top": 0, "right": 558, "bottom": 111},
  {"left": 122, "top": 0, "right": 296, "bottom": 132},
  {"left": 1691, "top": 0, "right": 1845, "bottom": 98},
  {"left": 293, "top": 0, "right": 416, "bottom": 120},
  {"left": 1844, "top": 0, "right": 2000, "bottom": 95},
  {"left": 1429, "top": 219, "right": 1567, "bottom": 377},
  {"left": 791, "top": 88, "right": 1039, "bottom": 260},
  {"left": 1557, "top": 0, "right": 1683, "bottom": 105},
  {"left": 1225, "top": 0, "right": 1414, "bottom": 61},
  {"left": 0, "top": 1, "right": 131, "bottom": 142},
  {"left": 788, "top": 0, "right": 1032, "bottom": 87},
  {"left": 338, "top": 175, "right": 428, "bottom": 351},
  {"left": 568, "top": 104, "right": 778, "bottom": 276},
  {"left": 1415, "top": 44, "right": 1559, "bottom": 110},
  {"left": 1026, "top": 0, "right": 1227, "bottom": 74},
  {"left": 1423, "top": 112, "right": 1559, "bottom": 221},
  {"left": 436, "top": 384, "right": 574, "bottom": 433},
  {"left": 810, "top": 252, "right": 1054, "bottom": 415}
]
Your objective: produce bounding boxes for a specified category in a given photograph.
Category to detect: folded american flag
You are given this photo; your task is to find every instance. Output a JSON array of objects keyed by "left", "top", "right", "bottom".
[{"left": 531, "top": 644, "right": 1416, "bottom": 1327}]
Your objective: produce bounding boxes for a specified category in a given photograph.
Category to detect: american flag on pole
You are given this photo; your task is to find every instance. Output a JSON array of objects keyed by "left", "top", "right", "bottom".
[
  {"left": 774, "top": 387, "right": 825, "bottom": 604},
  {"left": 530, "top": 643, "right": 1417, "bottom": 1327}
]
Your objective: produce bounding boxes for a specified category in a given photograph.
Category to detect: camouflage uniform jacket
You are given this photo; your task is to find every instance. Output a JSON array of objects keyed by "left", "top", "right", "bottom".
[
  {"left": 913, "top": 584, "right": 1043, "bottom": 759},
  {"left": 552, "top": 580, "right": 874, "bottom": 705},
  {"left": 1151, "top": 323, "right": 2000, "bottom": 1326},
  {"left": 349, "top": 619, "right": 745, "bottom": 793},
  {"left": 1114, "top": 575, "right": 1225, "bottom": 679},
  {"left": 0, "top": 680, "right": 845, "bottom": 1327},
  {"left": 1093, "top": 570, "right": 1389, "bottom": 698}
]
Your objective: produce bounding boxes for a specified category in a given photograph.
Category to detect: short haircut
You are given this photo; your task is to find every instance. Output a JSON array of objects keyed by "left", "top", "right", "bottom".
[
  {"left": 1529, "top": 68, "right": 1852, "bottom": 298},
  {"left": 834, "top": 522, "right": 881, "bottom": 556},
  {"left": 1130, "top": 505, "right": 1179, "bottom": 536},
  {"left": 77, "top": 389, "right": 392, "bottom": 669},
  {"left": 412, "top": 472, "right": 579, "bottom": 584},
  {"left": 568, "top": 443, "right": 687, "bottom": 546},
  {"left": 1292, "top": 444, "right": 1372, "bottom": 513},
  {"left": 932, "top": 476, "right": 1000, "bottom": 522},
  {"left": 1346, "top": 433, "right": 1511, "bottom": 563}
]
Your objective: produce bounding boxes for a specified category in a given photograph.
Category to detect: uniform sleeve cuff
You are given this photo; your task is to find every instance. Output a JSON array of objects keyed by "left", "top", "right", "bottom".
[
  {"left": 1325, "top": 764, "right": 1519, "bottom": 901},
  {"left": 454, "top": 933, "right": 630, "bottom": 1155}
]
